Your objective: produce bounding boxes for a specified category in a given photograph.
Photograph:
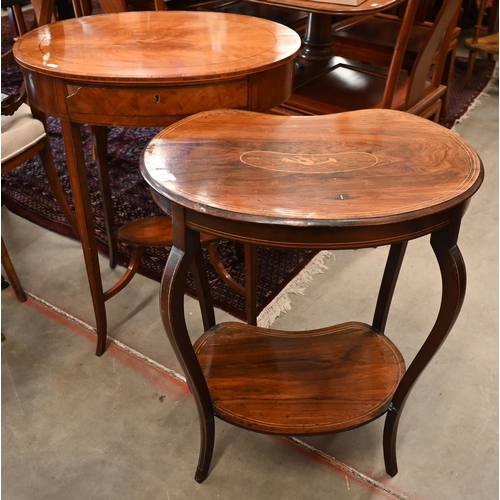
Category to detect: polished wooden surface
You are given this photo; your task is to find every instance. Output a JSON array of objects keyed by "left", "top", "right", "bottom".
[
  {"left": 13, "top": 11, "right": 300, "bottom": 83},
  {"left": 195, "top": 321, "right": 405, "bottom": 434},
  {"left": 142, "top": 108, "right": 483, "bottom": 482},
  {"left": 142, "top": 109, "right": 481, "bottom": 228},
  {"left": 13, "top": 11, "right": 300, "bottom": 356},
  {"left": 15, "top": 11, "right": 300, "bottom": 127}
]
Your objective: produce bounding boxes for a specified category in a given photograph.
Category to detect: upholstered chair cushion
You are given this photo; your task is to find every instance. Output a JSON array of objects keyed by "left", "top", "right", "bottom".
[{"left": 1, "top": 93, "right": 46, "bottom": 163}]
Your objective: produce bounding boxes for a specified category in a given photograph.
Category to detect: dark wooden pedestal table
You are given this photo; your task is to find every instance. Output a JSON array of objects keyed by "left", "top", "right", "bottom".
[
  {"left": 13, "top": 11, "right": 301, "bottom": 356},
  {"left": 140, "top": 108, "right": 483, "bottom": 483},
  {"left": 246, "top": 0, "right": 403, "bottom": 67}
]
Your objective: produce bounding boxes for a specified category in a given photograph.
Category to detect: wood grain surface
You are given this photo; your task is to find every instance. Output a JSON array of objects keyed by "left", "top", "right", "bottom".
[
  {"left": 141, "top": 108, "right": 483, "bottom": 225},
  {"left": 13, "top": 11, "right": 301, "bottom": 82},
  {"left": 194, "top": 321, "right": 405, "bottom": 434}
]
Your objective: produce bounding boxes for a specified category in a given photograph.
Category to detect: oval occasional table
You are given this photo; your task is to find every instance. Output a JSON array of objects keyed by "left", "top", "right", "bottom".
[
  {"left": 13, "top": 11, "right": 301, "bottom": 356},
  {"left": 140, "top": 108, "right": 483, "bottom": 483}
]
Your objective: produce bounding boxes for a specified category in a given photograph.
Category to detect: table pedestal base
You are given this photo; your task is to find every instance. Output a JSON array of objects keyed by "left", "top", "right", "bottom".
[{"left": 298, "top": 13, "right": 335, "bottom": 66}]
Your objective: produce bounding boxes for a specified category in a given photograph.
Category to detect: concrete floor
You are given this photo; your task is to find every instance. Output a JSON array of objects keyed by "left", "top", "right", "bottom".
[{"left": 2, "top": 60, "right": 498, "bottom": 498}]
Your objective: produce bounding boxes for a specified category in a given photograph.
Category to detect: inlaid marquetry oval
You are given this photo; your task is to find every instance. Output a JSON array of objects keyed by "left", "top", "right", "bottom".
[{"left": 240, "top": 150, "right": 378, "bottom": 173}]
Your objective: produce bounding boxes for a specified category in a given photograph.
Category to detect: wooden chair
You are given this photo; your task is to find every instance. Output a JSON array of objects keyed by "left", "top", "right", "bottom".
[
  {"left": 278, "top": 0, "right": 461, "bottom": 122},
  {"left": 1, "top": 49, "right": 78, "bottom": 302},
  {"left": 464, "top": 0, "right": 499, "bottom": 86},
  {"left": 2, "top": 0, "right": 35, "bottom": 37},
  {"left": 330, "top": 1, "right": 461, "bottom": 117}
]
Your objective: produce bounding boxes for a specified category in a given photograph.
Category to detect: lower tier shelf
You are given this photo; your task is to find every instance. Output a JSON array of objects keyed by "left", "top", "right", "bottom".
[{"left": 194, "top": 321, "right": 405, "bottom": 435}]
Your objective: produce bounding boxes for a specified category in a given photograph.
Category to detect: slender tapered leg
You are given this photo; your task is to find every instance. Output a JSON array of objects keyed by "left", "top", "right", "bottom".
[
  {"left": 383, "top": 218, "right": 466, "bottom": 476},
  {"left": 160, "top": 203, "right": 215, "bottom": 483},
  {"left": 60, "top": 119, "right": 108, "bottom": 356},
  {"left": 373, "top": 242, "right": 408, "bottom": 334},
  {"left": 91, "top": 125, "right": 118, "bottom": 269}
]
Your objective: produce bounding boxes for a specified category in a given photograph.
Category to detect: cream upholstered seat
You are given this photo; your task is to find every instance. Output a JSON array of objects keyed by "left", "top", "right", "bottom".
[{"left": 1, "top": 93, "right": 46, "bottom": 163}]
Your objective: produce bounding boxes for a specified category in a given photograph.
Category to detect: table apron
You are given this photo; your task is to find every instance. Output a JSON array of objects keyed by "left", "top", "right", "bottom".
[
  {"left": 21, "top": 62, "right": 295, "bottom": 126},
  {"left": 188, "top": 211, "right": 462, "bottom": 249},
  {"left": 150, "top": 193, "right": 467, "bottom": 250}
]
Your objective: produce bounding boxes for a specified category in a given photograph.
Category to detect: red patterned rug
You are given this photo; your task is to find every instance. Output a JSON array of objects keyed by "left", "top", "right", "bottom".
[{"left": 1, "top": 13, "right": 497, "bottom": 323}]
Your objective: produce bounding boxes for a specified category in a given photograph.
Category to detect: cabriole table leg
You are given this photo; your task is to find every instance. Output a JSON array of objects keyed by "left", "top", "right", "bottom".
[
  {"left": 383, "top": 216, "right": 467, "bottom": 476},
  {"left": 160, "top": 207, "right": 216, "bottom": 483}
]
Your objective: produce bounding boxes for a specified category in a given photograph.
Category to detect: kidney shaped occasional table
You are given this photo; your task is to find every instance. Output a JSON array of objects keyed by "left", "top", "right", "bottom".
[
  {"left": 140, "top": 108, "right": 483, "bottom": 482},
  {"left": 13, "top": 11, "right": 301, "bottom": 356}
]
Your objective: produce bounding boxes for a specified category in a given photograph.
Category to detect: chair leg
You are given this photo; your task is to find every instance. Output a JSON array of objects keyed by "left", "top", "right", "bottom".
[
  {"left": 464, "top": 51, "right": 478, "bottom": 87},
  {"left": 1, "top": 238, "right": 27, "bottom": 303}
]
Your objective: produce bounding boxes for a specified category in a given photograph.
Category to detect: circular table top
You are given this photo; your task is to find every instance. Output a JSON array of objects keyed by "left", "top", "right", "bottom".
[
  {"left": 13, "top": 11, "right": 301, "bottom": 83},
  {"left": 141, "top": 109, "right": 483, "bottom": 227}
]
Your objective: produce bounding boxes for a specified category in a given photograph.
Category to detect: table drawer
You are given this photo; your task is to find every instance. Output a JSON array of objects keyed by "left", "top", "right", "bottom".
[{"left": 65, "top": 80, "right": 249, "bottom": 125}]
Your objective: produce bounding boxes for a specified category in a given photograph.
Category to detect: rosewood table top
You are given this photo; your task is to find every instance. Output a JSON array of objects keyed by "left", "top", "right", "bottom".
[{"left": 142, "top": 109, "right": 482, "bottom": 244}]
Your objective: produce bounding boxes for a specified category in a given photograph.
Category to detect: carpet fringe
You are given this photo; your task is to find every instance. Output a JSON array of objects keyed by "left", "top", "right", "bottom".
[
  {"left": 452, "top": 62, "right": 499, "bottom": 130},
  {"left": 257, "top": 250, "right": 335, "bottom": 328}
]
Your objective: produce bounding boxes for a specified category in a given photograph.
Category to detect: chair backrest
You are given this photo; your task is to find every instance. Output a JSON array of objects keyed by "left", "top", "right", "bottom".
[
  {"left": 30, "top": 0, "right": 56, "bottom": 26},
  {"left": 404, "top": 0, "right": 461, "bottom": 110},
  {"left": 379, "top": 0, "right": 460, "bottom": 111},
  {"left": 380, "top": 0, "right": 421, "bottom": 108}
]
